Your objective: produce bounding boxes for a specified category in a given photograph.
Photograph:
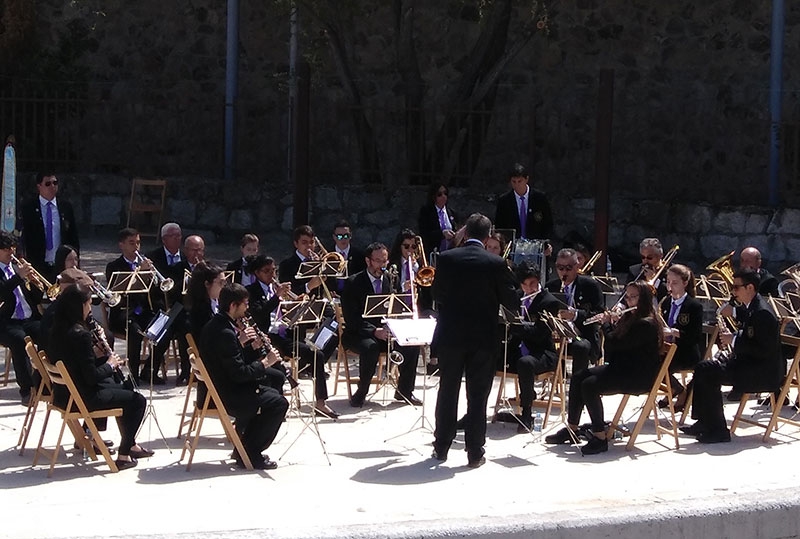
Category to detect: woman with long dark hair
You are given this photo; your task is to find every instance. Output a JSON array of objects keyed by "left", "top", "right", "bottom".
[
  {"left": 187, "top": 261, "right": 226, "bottom": 337},
  {"left": 48, "top": 285, "right": 151, "bottom": 470},
  {"left": 417, "top": 182, "right": 458, "bottom": 260},
  {"left": 545, "top": 281, "right": 664, "bottom": 455},
  {"left": 53, "top": 244, "right": 80, "bottom": 276}
]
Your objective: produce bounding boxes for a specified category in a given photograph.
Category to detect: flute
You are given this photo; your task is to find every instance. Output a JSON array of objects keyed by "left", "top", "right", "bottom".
[{"left": 583, "top": 306, "right": 637, "bottom": 325}]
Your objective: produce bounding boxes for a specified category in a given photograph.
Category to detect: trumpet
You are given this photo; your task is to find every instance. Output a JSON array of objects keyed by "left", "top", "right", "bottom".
[
  {"left": 583, "top": 306, "right": 636, "bottom": 325},
  {"left": 272, "top": 276, "right": 299, "bottom": 301},
  {"left": 89, "top": 275, "right": 121, "bottom": 307},
  {"left": 10, "top": 255, "right": 59, "bottom": 300},
  {"left": 134, "top": 251, "right": 174, "bottom": 292}
]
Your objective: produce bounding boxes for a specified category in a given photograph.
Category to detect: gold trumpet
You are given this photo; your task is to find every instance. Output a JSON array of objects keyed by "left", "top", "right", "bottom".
[
  {"left": 10, "top": 255, "right": 59, "bottom": 300},
  {"left": 413, "top": 235, "right": 435, "bottom": 287},
  {"left": 272, "top": 276, "right": 299, "bottom": 301}
]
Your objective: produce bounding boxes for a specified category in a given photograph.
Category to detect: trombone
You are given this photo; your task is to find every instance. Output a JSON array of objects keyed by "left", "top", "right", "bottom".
[
  {"left": 312, "top": 235, "right": 347, "bottom": 273},
  {"left": 10, "top": 255, "right": 59, "bottom": 300},
  {"left": 134, "top": 251, "right": 174, "bottom": 292},
  {"left": 412, "top": 235, "right": 435, "bottom": 287},
  {"left": 578, "top": 250, "right": 603, "bottom": 275}
]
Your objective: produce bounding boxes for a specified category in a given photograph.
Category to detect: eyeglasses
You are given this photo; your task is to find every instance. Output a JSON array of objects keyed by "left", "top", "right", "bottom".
[
  {"left": 401, "top": 243, "right": 415, "bottom": 249},
  {"left": 44, "top": 180, "right": 59, "bottom": 187},
  {"left": 731, "top": 284, "right": 747, "bottom": 290},
  {"left": 436, "top": 191, "right": 447, "bottom": 196},
  {"left": 370, "top": 258, "right": 388, "bottom": 264},
  {"left": 334, "top": 233, "right": 351, "bottom": 240},
  {"left": 641, "top": 255, "right": 657, "bottom": 260},
  {"left": 555, "top": 264, "right": 574, "bottom": 271}
]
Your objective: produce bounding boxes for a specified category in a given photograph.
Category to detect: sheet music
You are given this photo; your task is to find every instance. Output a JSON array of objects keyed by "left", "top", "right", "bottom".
[{"left": 384, "top": 317, "right": 437, "bottom": 346}]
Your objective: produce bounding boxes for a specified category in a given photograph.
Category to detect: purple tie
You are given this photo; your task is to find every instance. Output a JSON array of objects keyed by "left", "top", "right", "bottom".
[
  {"left": 168, "top": 254, "right": 176, "bottom": 266},
  {"left": 6, "top": 267, "right": 25, "bottom": 319},
  {"left": 438, "top": 209, "right": 449, "bottom": 252},
  {"left": 668, "top": 301, "right": 679, "bottom": 327},
  {"left": 373, "top": 278, "right": 382, "bottom": 294},
  {"left": 518, "top": 196, "right": 527, "bottom": 239},
  {"left": 45, "top": 201, "right": 54, "bottom": 251}
]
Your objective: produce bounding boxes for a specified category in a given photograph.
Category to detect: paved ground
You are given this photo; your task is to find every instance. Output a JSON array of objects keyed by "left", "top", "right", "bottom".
[{"left": 2, "top": 234, "right": 800, "bottom": 538}]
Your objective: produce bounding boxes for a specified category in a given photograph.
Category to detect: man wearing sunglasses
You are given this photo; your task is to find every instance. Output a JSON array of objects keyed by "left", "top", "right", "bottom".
[
  {"left": 626, "top": 237, "right": 669, "bottom": 301},
  {"left": 327, "top": 220, "right": 365, "bottom": 294},
  {"left": 20, "top": 171, "right": 80, "bottom": 283}
]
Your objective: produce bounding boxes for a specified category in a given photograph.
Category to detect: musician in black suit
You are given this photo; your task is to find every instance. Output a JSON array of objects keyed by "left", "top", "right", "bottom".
[
  {"left": 505, "top": 262, "right": 561, "bottom": 433},
  {"left": 682, "top": 269, "right": 784, "bottom": 444},
  {"left": 341, "top": 242, "right": 421, "bottom": 408},
  {"left": 0, "top": 231, "right": 42, "bottom": 403},
  {"left": 199, "top": 283, "right": 289, "bottom": 470},
  {"left": 545, "top": 281, "right": 664, "bottom": 455},
  {"left": 431, "top": 214, "right": 518, "bottom": 468},
  {"left": 418, "top": 183, "right": 458, "bottom": 259},
  {"left": 626, "top": 237, "right": 669, "bottom": 301},
  {"left": 19, "top": 171, "right": 80, "bottom": 282},
  {"left": 246, "top": 254, "right": 339, "bottom": 418},
  {"left": 48, "top": 285, "right": 152, "bottom": 470},
  {"left": 278, "top": 225, "right": 325, "bottom": 298},
  {"left": 105, "top": 228, "right": 168, "bottom": 384},
  {"left": 739, "top": 247, "right": 779, "bottom": 297},
  {"left": 326, "top": 220, "right": 365, "bottom": 295},
  {"left": 146, "top": 222, "right": 191, "bottom": 384},
  {"left": 544, "top": 248, "right": 604, "bottom": 376},
  {"left": 494, "top": 163, "right": 553, "bottom": 241},
  {"left": 659, "top": 264, "right": 703, "bottom": 409},
  {"left": 226, "top": 233, "right": 259, "bottom": 286}
]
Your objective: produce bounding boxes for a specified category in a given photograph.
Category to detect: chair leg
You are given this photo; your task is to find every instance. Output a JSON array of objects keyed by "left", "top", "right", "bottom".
[
  {"left": 17, "top": 390, "right": 41, "bottom": 454},
  {"left": 608, "top": 395, "right": 630, "bottom": 439},
  {"left": 48, "top": 418, "right": 69, "bottom": 477},
  {"left": 177, "top": 376, "right": 195, "bottom": 439},
  {"left": 679, "top": 385, "right": 694, "bottom": 426},
  {"left": 33, "top": 407, "right": 53, "bottom": 466},
  {"left": 729, "top": 393, "right": 752, "bottom": 434}
]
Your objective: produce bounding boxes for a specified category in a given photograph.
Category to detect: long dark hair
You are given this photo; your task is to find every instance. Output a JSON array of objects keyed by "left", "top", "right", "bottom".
[
  {"left": 49, "top": 285, "right": 92, "bottom": 357},
  {"left": 186, "top": 260, "right": 223, "bottom": 312},
  {"left": 389, "top": 228, "right": 416, "bottom": 266},
  {"left": 614, "top": 281, "right": 664, "bottom": 347},
  {"left": 54, "top": 244, "right": 79, "bottom": 275}
]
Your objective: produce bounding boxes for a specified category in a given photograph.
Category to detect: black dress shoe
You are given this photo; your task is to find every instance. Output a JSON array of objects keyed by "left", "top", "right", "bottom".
[
  {"left": 516, "top": 415, "right": 532, "bottom": 434},
  {"left": 431, "top": 447, "right": 448, "bottom": 461},
  {"left": 74, "top": 441, "right": 116, "bottom": 455},
  {"left": 679, "top": 422, "right": 707, "bottom": 437},
  {"left": 758, "top": 394, "right": 791, "bottom": 407},
  {"left": 115, "top": 458, "right": 138, "bottom": 471},
  {"left": 254, "top": 458, "right": 279, "bottom": 470},
  {"left": 129, "top": 447, "right": 155, "bottom": 459},
  {"left": 466, "top": 455, "right": 486, "bottom": 468},
  {"left": 697, "top": 429, "right": 731, "bottom": 444},
  {"left": 313, "top": 407, "right": 340, "bottom": 419},
  {"left": 395, "top": 393, "right": 423, "bottom": 406},
  {"left": 580, "top": 436, "right": 608, "bottom": 455},
  {"left": 426, "top": 363, "right": 439, "bottom": 376},
  {"left": 726, "top": 389, "right": 743, "bottom": 401},
  {"left": 544, "top": 427, "right": 575, "bottom": 444},
  {"left": 455, "top": 415, "right": 467, "bottom": 431},
  {"left": 175, "top": 373, "right": 190, "bottom": 387},
  {"left": 349, "top": 393, "right": 366, "bottom": 408}
]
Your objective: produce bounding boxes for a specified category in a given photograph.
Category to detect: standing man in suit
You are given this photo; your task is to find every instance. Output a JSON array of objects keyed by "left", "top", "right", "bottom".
[
  {"left": 431, "top": 213, "right": 518, "bottom": 468},
  {"left": 627, "top": 238, "right": 669, "bottom": 301},
  {"left": 739, "top": 247, "right": 779, "bottom": 298},
  {"left": 227, "top": 233, "right": 260, "bottom": 286},
  {"left": 278, "top": 225, "right": 324, "bottom": 298},
  {"left": 200, "top": 283, "right": 289, "bottom": 470},
  {"left": 494, "top": 163, "right": 553, "bottom": 242},
  {"left": 328, "top": 220, "right": 365, "bottom": 295},
  {"left": 20, "top": 171, "right": 80, "bottom": 283},
  {"left": 682, "top": 269, "right": 783, "bottom": 443},
  {"left": 544, "top": 248, "right": 604, "bottom": 376},
  {"left": 417, "top": 182, "right": 458, "bottom": 259},
  {"left": 341, "top": 242, "right": 421, "bottom": 408},
  {"left": 0, "top": 231, "right": 42, "bottom": 404}
]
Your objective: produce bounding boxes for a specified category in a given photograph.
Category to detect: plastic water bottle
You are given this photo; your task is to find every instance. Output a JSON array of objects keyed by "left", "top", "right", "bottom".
[
  {"left": 533, "top": 412, "right": 543, "bottom": 440},
  {"left": 606, "top": 256, "right": 613, "bottom": 275}
]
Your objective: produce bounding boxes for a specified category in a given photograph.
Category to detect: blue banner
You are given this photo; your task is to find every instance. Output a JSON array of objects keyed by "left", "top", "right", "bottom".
[{"left": 1, "top": 141, "right": 16, "bottom": 233}]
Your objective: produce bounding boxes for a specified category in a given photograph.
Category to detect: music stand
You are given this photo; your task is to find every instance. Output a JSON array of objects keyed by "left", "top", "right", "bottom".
[
  {"left": 493, "top": 305, "right": 524, "bottom": 424},
  {"left": 108, "top": 270, "right": 156, "bottom": 392},
  {"left": 362, "top": 293, "right": 414, "bottom": 402}
]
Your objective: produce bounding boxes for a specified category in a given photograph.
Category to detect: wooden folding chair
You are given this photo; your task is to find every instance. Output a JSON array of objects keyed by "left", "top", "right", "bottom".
[
  {"left": 176, "top": 333, "right": 199, "bottom": 438},
  {"left": 17, "top": 340, "right": 54, "bottom": 455},
  {"left": 179, "top": 348, "right": 253, "bottom": 471},
  {"left": 492, "top": 371, "right": 521, "bottom": 421},
  {"left": 678, "top": 323, "right": 719, "bottom": 425},
  {"left": 331, "top": 303, "right": 384, "bottom": 398},
  {"left": 1, "top": 346, "right": 13, "bottom": 386},
  {"left": 33, "top": 358, "right": 122, "bottom": 476},
  {"left": 730, "top": 335, "right": 800, "bottom": 441},
  {"left": 608, "top": 343, "right": 679, "bottom": 451},
  {"left": 533, "top": 338, "right": 568, "bottom": 429}
]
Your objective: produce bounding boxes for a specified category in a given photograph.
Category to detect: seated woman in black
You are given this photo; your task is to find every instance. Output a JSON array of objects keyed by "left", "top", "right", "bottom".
[
  {"left": 545, "top": 280, "right": 664, "bottom": 455},
  {"left": 48, "top": 284, "right": 152, "bottom": 470}
]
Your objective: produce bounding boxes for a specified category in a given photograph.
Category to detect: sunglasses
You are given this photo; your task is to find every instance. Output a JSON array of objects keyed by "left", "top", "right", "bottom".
[
  {"left": 436, "top": 191, "right": 447, "bottom": 196},
  {"left": 555, "top": 264, "right": 574, "bottom": 271},
  {"left": 334, "top": 233, "right": 351, "bottom": 240},
  {"left": 401, "top": 243, "right": 415, "bottom": 249},
  {"left": 44, "top": 180, "right": 59, "bottom": 187}
]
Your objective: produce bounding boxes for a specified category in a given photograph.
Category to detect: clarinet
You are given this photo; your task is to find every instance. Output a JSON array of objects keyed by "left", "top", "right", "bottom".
[
  {"left": 87, "top": 316, "right": 136, "bottom": 390},
  {"left": 241, "top": 313, "right": 299, "bottom": 389}
]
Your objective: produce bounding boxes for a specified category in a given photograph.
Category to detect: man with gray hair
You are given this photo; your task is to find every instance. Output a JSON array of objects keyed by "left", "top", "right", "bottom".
[
  {"left": 431, "top": 213, "right": 518, "bottom": 468},
  {"left": 627, "top": 237, "right": 668, "bottom": 300}
]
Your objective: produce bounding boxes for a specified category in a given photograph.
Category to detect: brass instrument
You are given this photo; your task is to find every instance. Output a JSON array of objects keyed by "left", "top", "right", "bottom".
[
  {"left": 240, "top": 313, "right": 298, "bottom": 389},
  {"left": 272, "top": 276, "right": 299, "bottom": 301},
  {"left": 706, "top": 250, "right": 735, "bottom": 287},
  {"left": 313, "top": 235, "right": 347, "bottom": 274},
  {"left": 779, "top": 262, "right": 800, "bottom": 297},
  {"left": 646, "top": 244, "right": 679, "bottom": 288},
  {"left": 583, "top": 306, "right": 636, "bottom": 325},
  {"left": 10, "top": 255, "right": 59, "bottom": 300},
  {"left": 134, "top": 251, "right": 174, "bottom": 292},
  {"left": 89, "top": 275, "right": 121, "bottom": 307},
  {"left": 413, "top": 236, "right": 435, "bottom": 287},
  {"left": 578, "top": 250, "right": 603, "bottom": 275},
  {"left": 714, "top": 314, "right": 733, "bottom": 361}
]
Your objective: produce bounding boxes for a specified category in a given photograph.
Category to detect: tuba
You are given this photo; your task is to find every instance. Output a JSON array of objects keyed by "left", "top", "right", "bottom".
[
  {"left": 706, "top": 250, "right": 735, "bottom": 287},
  {"left": 413, "top": 236, "right": 435, "bottom": 287}
]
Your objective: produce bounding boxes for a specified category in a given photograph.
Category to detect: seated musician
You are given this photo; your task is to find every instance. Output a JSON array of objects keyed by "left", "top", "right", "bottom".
[
  {"left": 278, "top": 225, "right": 325, "bottom": 298},
  {"left": 484, "top": 232, "right": 507, "bottom": 258},
  {"left": 326, "top": 220, "right": 365, "bottom": 295},
  {"left": 246, "top": 254, "right": 340, "bottom": 418},
  {"left": 627, "top": 237, "right": 669, "bottom": 301},
  {"left": 54, "top": 244, "right": 80, "bottom": 275},
  {"left": 505, "top": 261, "right": 561, "bottom": 433},
  {"left": 389, "top": 229, "right": 433, "bottom": 314},
  {"left": 105, "top": 228, "right": 169, "bottom": 385},
  {"left": 341, "top": 242, "right": 421, "bottom": 408},
  {"left": 146, "top": 222, "right": 191, "bottom": 385},
  {"left": 545, "top": 281, "right": 664, "bottom": 455},
  {"left": 738, "top": 247, "right": 779, "bottom": 297},
  {"left": 681, "top": 269, "right": 783, "bottom": 444},
  {"left": 184, "top": 234, "right": 206, "bottom": 272},
  {"left": 0, "top": 231, "right": 42, "bottom": 405},
  {"left": 658, "top": 264, "right": 703, "bottom": 410},
  {"left": 544, "top": 248, "right": 603, "bottom": 376},
  {"left": 48, "top": 284, "right": 152, "bottom": 470},
  {"left": 227, "top": 233, "right": 259, "bottom": 286},
  {"left": 199, "top": 283, "right": 289, "bottom": 470}
]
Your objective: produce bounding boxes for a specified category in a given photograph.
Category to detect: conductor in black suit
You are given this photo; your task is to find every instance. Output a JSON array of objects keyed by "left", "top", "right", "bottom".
[
  {"left": 417, "top": 182, "right": 458, "bottom": 259},
  {"left": 431, "top": 213, "right": 518, "bottom": 468},
  {"left": 200, "top": 283, "right": 289, "bottom": 470},
  {"left": 341, "top": 242, "right": 421, "bottom": 408},
  {"left": 493, "top": 163, "right": 553, "bottom": 242},
  {"left": 544, "top": 248, "right": 604, "bottom": 376},
  {"left": 682, "top": 269, "right": 783, "bottom": 444},
  {"left": 19, "top": 171, "right": 80, "bottom": 283}
]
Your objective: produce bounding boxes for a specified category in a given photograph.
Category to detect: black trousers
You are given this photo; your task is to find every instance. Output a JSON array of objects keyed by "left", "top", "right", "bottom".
[
  {"left": 348, "top": 336, "right": 419, "bottom": 398},
  {"left": 691, "top": 359, "right": 736, "bottom": 432},
  {"left": 567, "top": 338, "right": 595, "bottom": 376},
  {"left": 271, "top": 332, "right": 337, "bottom": 401},
  {"left": 567, "top": 364, "right": 650, "bottom": 432},
  {"left": 0, "top": 318, "right": 40, "bottom": 395},
  {"left": 87, "top": 386, "right": 146, "bottom": 456},
  {"left": 512, "top": 351, "right": 557, "bottom": 416},
  {"left": 109, "top": 311, "right": 169, "bottom": 378},
  {"left": 434, "top": 346, "right": 495, "bottom": 461},
  {"left": 235, "top": 387, "right": 289, "bottom": 464}
]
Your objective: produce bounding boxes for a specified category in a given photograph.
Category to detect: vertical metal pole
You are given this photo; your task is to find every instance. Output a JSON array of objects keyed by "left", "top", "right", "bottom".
[
  {"left": 292, "top": 61, "right": 310, "bottom": 227},
  {"left": 593, "top": 70, "right": 614, "bottom": 274},
  {"left": 224, "top": 0, "right": 239, "bottom": 181},
  {"left": 288, "top": 3, "right": 298, "bottom": 184},
  {"left": 768, "top": 0, "right": 785, "bottom": 207}
]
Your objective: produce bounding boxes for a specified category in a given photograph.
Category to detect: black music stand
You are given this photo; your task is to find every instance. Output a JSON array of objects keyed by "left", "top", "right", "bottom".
[
  {"left": 362, "top": 293, "right": 414, "bottom": 403},
  {"left": 494, "top": 305, "right": 524, "bottom": 423}
]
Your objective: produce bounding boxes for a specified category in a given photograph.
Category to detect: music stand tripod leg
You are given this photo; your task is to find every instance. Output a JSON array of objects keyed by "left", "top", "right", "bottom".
[{"left": 135, "top": 339, "right": 171, "bottom": 451}]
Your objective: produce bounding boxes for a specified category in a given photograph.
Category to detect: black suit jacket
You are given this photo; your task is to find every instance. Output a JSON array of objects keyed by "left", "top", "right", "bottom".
[
  {"left": 544, "top": 274, "right": 604, "bottom": 357},
  {"left": 660, "top": 295, "right": 703, "bottom": 370},
  {"left": 105, "top": 256, "right": 155, "bottom": 332},
  {"left": 756, "top": 268, "right": 779, "bottom": 298},
  {"left": 146, "top": 247, "right": 186, "bottom": 308},
  {"left": 507, "top": 289, "right": 560, "bottom": 365},
  {"left": 602, "top": 316, "right": 662, "bottom": 389},
  {"left": 731, "top": 294, "right": 783, "bottom": 392},
  {"left": 0, "top": 264, "right": 43, "bottom": 322},
  {"left": 189, "top": 299, "right": 215, "bottom": 338},
  {"left": 494, "top": 188, "right": 553, "bottom": 240},
  {"left": 20, "top": 197, "right": 80, "bottom": 274},
  {"left": 50, "top": 326, "right": 116, "bottom": 408},
  {"left": 417, "top": 204, "right": 457, "bottom": 257},
  {"left": 341, "top": 270, "right": 392, "bottom": 343},
  {"left": 626, "top": 263, "right": 669, "bottom": 301},
  {"left": 431, "top": 241, "right": 518, "bottom": 352},
  {"left": 278, "top": 253, "right": 325, "bottom": 297},
  {"left": 199, "top": 313, "right": 268, "bottom": 419},
  {"left": 325, "top": 246, "right": 366, "bottom": 294},
  {"left": 246, "top": 281, "right": 281, "bottom": 334}
]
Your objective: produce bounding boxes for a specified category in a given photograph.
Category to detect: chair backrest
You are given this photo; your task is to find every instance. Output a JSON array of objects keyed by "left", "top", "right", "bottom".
[
  {"left": 702, "top": 323, "right": 719, "bottom": 361},
  {"left": 187, "top": 347, "right": 232, "bottom": 419},
  {"left": 25, "top": 342, "right": 53, "bottom": 394}
]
